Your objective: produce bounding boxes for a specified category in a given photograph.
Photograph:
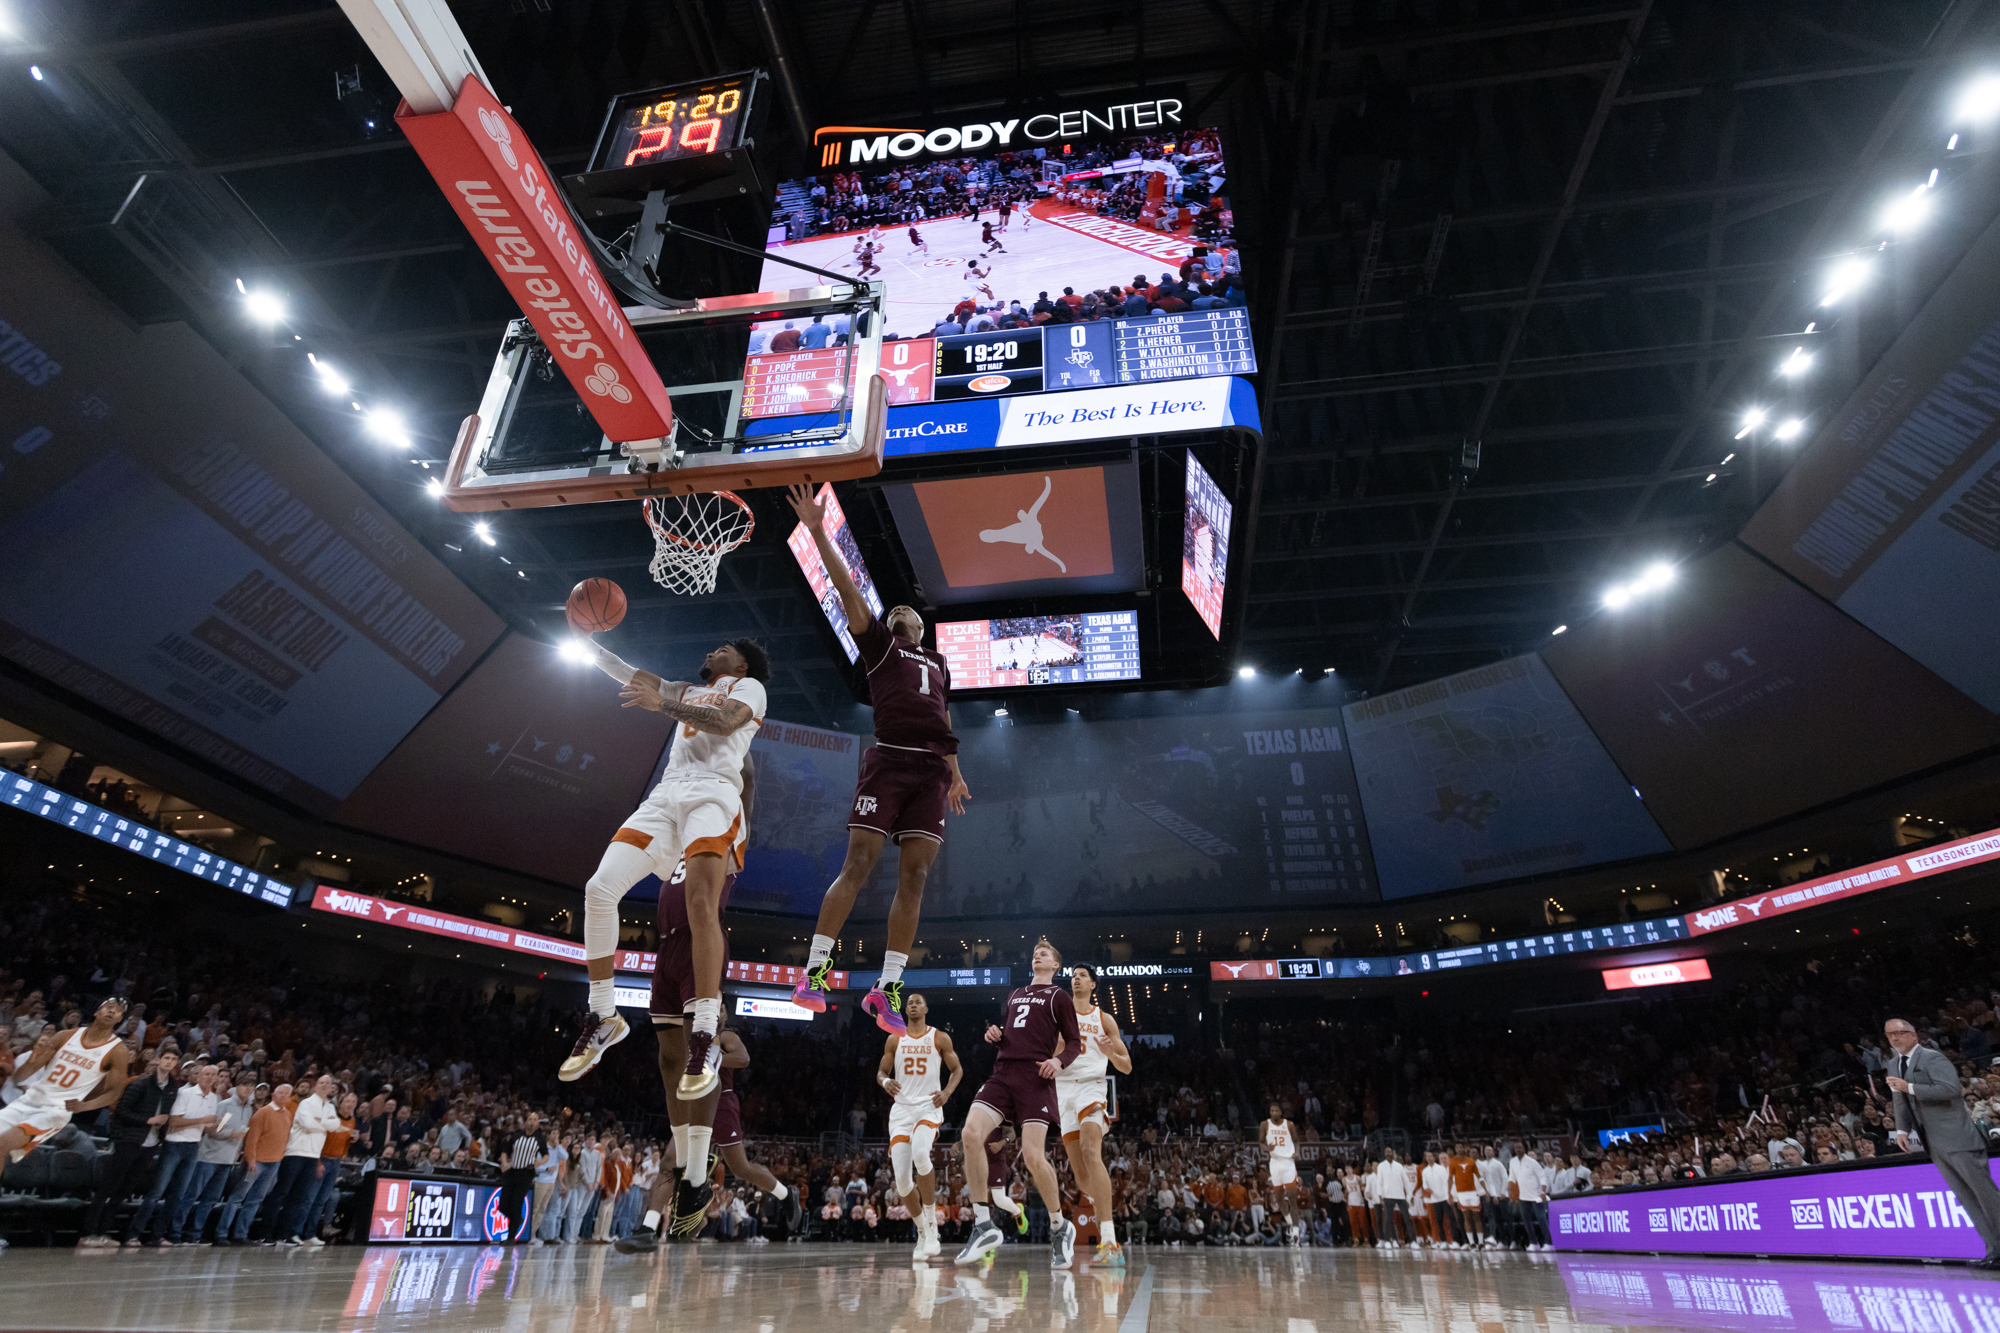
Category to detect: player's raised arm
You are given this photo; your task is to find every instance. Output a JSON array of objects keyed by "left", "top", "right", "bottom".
[
  {"left": 652, "top": 680, "right": 757, "bottom": 737},
  {"left": 63, "top": 1044, "right": 132, "bottom": 1115},
  {"left": 878, "top": 1034, "right": 904, "bottom": 1099},
  {"left": 1097, "top": 1007, "right": 1133, "bottom": 1075},
  {"left": 12, "top": 1027, "right": 68, "bottom": 1082},
  {"left": 934, "top": 1031, "right": 965, "bottom": 1108},
  {"left": 786, "top": 483, "right": 875, "bottom": 634}
]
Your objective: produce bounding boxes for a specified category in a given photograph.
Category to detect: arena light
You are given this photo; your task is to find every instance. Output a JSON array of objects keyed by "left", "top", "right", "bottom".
[
  {"left": 363, "top": 407, "right": 411, "bottom": 448},
  {"left": 308, "top": 354, "right": 350, "bottom": 396},
  {"left": 1735, "top": 407, "right": 1767, "bottom": 439},
  {"left": 1237, "top": 665, "right": 1256, "bottom": 679},
  {"left": 1602, "top": 561, "right": 1675, "bottom": 612},
  {"left": 1601, "top": 585, "right": 1633, "bottom": 611},
  {"left": 1551, "top": 624, "right": 1568, "bottom": 636},
  {"left": 474, "top": 521, "right": 496, "bottom": 546},
  {"left": 1778, "top": 346, "right": 1813, "bottom": 377},
  {"left": 242, "top": 287, "right": 287, "bottom": 325},
  {"left": 558, "top": 638, "right": 593, "bottom": 664},
  {"left": 1820, "top": 257, "right": 1871, "bottom": 306},
  {"left": 993, "top": 705, "right": 1008, "bottom": 717},
  {"left": 1955, "top": 73, "right": 2000, "bottom": 123},
  {"left": 1881, "top": 183, "right": 1934, "bottom": 233},
  {"left": 425, "top": 477, "right": 445, "bottom": 498},
  {"left": 1774, "top": 417, "right": 1806, "bottom": 441},
  {"left": 29, "top": 65, "right": 43, "bottom": 82}
]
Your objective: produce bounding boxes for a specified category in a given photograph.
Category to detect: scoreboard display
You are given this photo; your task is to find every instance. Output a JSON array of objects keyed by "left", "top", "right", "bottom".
[
  {"left": 936, "top": 611, "right": 1140, "bottom": 689},
  {"left": 933, "top": 332, "right": 1045, "bottom": 400},
  {"left": 368, "top": 1175, "right": 520, "bottom": 1244}
]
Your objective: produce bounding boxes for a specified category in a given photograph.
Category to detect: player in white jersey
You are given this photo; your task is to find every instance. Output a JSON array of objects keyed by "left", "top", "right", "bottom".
[
  {"left": 1258, "top": 1102, "right": 1301, "bottom": 1231},
  {"left": 561, "top": 635, "right": 770, "bottom": 1099},
  {"left": 0, "top": 996, "right": 132, "bottom": 1161},
  {"left": 1055, "top": 964, "right": 1131, "bottom": 1267},
  {"left": 877, "top": 993, "right": 962, "bottom": 1261}
]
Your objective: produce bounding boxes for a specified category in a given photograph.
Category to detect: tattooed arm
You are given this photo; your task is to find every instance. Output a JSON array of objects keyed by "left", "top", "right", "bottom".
[{"left": 620, "top": 677, "right": 755, "bottom": 736}]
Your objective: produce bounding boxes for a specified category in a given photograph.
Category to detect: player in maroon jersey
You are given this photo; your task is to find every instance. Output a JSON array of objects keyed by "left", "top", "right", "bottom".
[
  {"left": 784, "top": 484, "right": 970, "bottom": 1036},
  {"left": 955, "top": 938, "right": 1083, "bottom": 1267}
]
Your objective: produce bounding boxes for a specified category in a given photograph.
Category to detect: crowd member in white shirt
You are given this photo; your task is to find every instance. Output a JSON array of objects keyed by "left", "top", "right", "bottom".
[
  {"left": 1371, "top": 1149, "right": 1412, "bottom": 1248},
  {"left": 1420, "top": 1152, "right": 1457, "bottom": 1248},
  {"left": 274, "top": 1074, "right": 343, "bottom": 1246},
  {"left": 1508, "top": 1144, "right": 1551, "bottom": 1251},
  {"left": 1476, "top": 1145, "right": 1511, "bottom": 1249},
  {"left": 179, "top": 1071, "right": 254, "bottom": 1244},
  {"left": 1360, "top": 1160, "right": 1381, "bottom": 1244},
  {"left": 128, "top": 1062, "right": 220, "bottom": 1246}
]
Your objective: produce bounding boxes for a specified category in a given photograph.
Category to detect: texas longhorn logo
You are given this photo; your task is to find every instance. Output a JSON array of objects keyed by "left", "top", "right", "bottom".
[
  {"left": 477, "top": 107, "right": 518, "bottom": 170},
  {"left": 585, "top": 362, "right": 633, "bottom": 403}
]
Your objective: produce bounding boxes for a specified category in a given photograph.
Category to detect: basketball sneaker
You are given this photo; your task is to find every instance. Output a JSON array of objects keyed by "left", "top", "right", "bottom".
[
  {"left": 954, "top": 1215, "right": 1006, "bottom": 1264},
  {"left": 1049, "top": 1216, "right": 1076, "bottom": 1268},
  {"left": 558, "top": 1011, "right": 628, "bottom": 1082},
  {"left": 863, "top": 981, "right": 908, "bottom": 1035},
  {"left": 784, "top": 1188, "right": 804, "bottom": 1235},
  {"left": 677, "top": 1028, "right": 720, "bottom": 1100},
  {"left": 1094, "top": 1241, "right": 1125, "bottom": 1267},
  {"left": 670, "top": 1175, "right": 713, "bottom": 1240},
  {"left": 614, "top": 1225, "right": 660, "bottom": 1254},
  {"left": 1012, "top": 1203, "right": 1029, "bottom": 1236},
  {"left": 792, "top": 962, "right": 834, "bottom": 1013}
]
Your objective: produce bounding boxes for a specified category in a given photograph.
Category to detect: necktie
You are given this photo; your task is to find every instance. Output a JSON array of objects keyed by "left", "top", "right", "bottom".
[{"left": 1900, "top": 1054, "right": 1909, "bottom": 1080}]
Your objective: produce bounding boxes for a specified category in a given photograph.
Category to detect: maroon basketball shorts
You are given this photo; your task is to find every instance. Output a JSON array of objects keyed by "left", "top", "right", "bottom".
[
  {"left": 712, "top": 1088, "right": 742, "bottom": 1149},
  {"left": 972, "top": 1062, "right": 1057, "bottom": 1128},
  {"left": 649, "top": 875, "right": 733, "bottom": 1026},
  {"left": 849, "top": 745, "right": 951, "bottom": 845}
]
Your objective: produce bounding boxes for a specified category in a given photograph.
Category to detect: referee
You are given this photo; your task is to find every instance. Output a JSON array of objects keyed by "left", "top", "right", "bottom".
[{"left": 499, "top": 1113, "right": 550, "bottom": 1245}]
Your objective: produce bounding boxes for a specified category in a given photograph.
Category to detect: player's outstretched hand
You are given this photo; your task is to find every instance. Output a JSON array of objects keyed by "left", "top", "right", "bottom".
[
  {"left": 620, "top": 675, "right": 665, "bottom": 711},
  {"left": 947, "top": 772, "right": 970, "bottom": 815},
  {"left": 1036, "top": 1058, "right": 1061, "bottom": 1079},
  {"left": 786, "top": 483, "right": 826, "bottom": 530},
  {"left": 985, "top": 1023, "right": 1003, "bottom": 1044}
]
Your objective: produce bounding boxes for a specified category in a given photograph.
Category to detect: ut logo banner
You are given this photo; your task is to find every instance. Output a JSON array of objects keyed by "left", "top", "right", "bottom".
[{"left": 855, "top": 796, "right": 879, "bottom": 815}]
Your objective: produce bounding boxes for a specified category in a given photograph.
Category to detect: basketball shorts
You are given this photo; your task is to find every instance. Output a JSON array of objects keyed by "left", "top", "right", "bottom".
[
  {"left": 1456, "top": 1190, "right": 1480, "bottom": 1209},
  {"left": 889, "top": 1101, "right": 942, "bottom": 1150},
  {"left": 712, "top": 1089, "right": 742, "bottom": 1150},
  {"left": 616, "top": 777, "right": 743, "bottom": 881},
  {"left": 648, "top": 870, "right": 736, "bottom": 1027},
  {"left": 1268, "top": 1157, "right": 1298, "bottom": 1188},
  {"left": 849, "top": 745, "right": 951, "bottom": 845},
  {"left": 1055, "top": 1078, "right": 1109, "bottom": 1141},
  {"left": 0, "top": 1099, "right": 68, "bottom": 1160},
  {"left": 971, "top": 1063, "right": 1056, "bottom": 1129}
]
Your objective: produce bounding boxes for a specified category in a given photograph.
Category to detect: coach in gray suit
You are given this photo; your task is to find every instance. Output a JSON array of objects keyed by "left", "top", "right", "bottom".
[{"left": 1886, "top": 1018, "right": 2000, "bottom": 1267}]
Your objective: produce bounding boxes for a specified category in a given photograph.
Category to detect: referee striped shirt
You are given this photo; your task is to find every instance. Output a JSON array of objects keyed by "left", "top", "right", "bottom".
[{"left": 504, "top": 1132, "right": 546, "bottom": 1172}]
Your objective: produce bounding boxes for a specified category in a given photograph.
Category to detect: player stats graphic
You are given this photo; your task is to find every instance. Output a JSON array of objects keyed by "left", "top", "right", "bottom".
[
  {"left": 937, "top": 611, "right": 1140, "bottom": 689},
  {"left": 1182, "top": 452, "right": 1231, "bottom": 637}
]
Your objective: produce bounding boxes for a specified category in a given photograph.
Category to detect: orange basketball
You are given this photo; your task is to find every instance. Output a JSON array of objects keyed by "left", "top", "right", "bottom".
[{"left": 565, "top": 577, "right": 627, "bottom": 633}]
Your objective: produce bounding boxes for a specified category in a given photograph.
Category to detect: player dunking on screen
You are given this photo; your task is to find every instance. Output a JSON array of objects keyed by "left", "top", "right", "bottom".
[
  {"left": 878, "top": 992, "right": 962, "bottom": 1261},
  {"left": 1057, "top": 964, "right": 1132, "bottom": 1265},
  {"left": 562, "top": 636, "right": 769, "bottom": 1100},
  {"left": 964, "top": 259, "right": 995, "bottom": 302},
  {"left": 956, "top": 938, "right": 1083, "bottom": 1267},
  {"left": 785, "top": 485, "right": 969, "bottom": 1035}
]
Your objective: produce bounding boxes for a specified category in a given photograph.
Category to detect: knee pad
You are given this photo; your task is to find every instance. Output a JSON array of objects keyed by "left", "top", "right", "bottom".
[
  {"left": 583, "top": 843, "right": 653, "bottom": 957},
  {"left": 891, "top": 1141, "right": 914, "bottom": 1197}
]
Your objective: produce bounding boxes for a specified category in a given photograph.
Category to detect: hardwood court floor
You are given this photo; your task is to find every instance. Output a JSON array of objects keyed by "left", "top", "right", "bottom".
[{"left": 1, "top": 1240, "right": 1994, "bottom": 1333}]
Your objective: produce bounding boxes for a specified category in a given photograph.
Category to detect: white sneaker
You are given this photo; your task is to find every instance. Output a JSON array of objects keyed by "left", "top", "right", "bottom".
[
  {"left": 558, "top": 1011, "right": 629, "bottom": 1082},
  {"left": 954, "top": 1218, "right": 1005, "bottom": 1265},
  {"left": 1049, "top": 1217, "right": 1076, "bottom": 1268},
  {"left": 304, "top": 1237, "right": 325, "bottom": 1248}
]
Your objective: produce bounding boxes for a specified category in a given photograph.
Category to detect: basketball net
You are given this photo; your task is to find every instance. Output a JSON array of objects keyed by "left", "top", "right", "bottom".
[{"left": 643, "top": 492, "right": 755, "bottom": 596}]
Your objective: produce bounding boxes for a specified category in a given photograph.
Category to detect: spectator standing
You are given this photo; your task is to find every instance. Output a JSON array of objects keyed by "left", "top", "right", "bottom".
[
  {"left": 1885, "top": 1017, "right": 2000, "bottom": 1268},
  {"left": 218, "top": 1081, "right": 293, "bottom": 1243},
  {"left": 566, "top": 1135, "right": 602, "bottom": 1243},
  {"left": 498, "top": 1113, "right": 548, "bottom": 1245},
  {"left": 1508, "top": 1146, "right": 1550, "bottom": 1251},
  {"left": 534, "top": 1131, "right": 567, "bottom": 1242},
  {"left": 300, "top": 1092, "right": 357, "bottom": 1242},
  {"left": 274, "top": 1074, "right": 342, "bottom": 1246},
  {"left": 129, "top": 1060, "right": 219, "bottom": 1246},
  {"left": 78, "top": 1050, "right": 180, "bottom": 1247},
  {"left": 436, "top": 1108, "right": 472, "bottom": 1159},
  {"left": 180, "top": 1072, "right": 255, "bottom": 1244},
  {"left": 1372, "top": 1149, "right": 1411, "bottom": 1247}
]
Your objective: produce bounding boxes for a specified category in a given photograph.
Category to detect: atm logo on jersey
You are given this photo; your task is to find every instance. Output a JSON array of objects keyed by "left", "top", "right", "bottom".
[{"left": 814, "top": 91, "right": 1186, "bottom": 167}]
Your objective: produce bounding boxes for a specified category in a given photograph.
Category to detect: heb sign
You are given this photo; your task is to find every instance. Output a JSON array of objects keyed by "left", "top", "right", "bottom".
[
  {"left": 396, "top": 75, "right": 674, "bottom": 443},
  {"left": 1684, "top": 828, "right": 2000, "bottom": 936}
]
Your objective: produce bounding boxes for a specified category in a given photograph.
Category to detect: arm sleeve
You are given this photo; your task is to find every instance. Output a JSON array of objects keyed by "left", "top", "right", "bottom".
[
  {"left": 1053, "top": 990, "right": 1084, "bottom": 1068},
  {"left": 591, "top": 646, "right": 640, "bottom": 686}
]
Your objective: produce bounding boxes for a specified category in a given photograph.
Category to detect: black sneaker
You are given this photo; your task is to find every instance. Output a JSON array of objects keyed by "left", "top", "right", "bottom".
[
  {"left": 785, "top": 1189, "right": 804, "bottom": 1234},
  {"left": 614, "top": 1226, "right": 660, "bottom": 1254},
  {"left": 670, "top": 1175, "right": 713, "bottom": 1240}
]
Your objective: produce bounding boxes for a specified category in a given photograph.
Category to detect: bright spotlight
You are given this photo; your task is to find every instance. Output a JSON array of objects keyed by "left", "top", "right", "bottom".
[
  {"left": 30, "top": 66, "right": 45, "bottom": 83},
  {"left": 242, "top": 288, "right": 286, "bottom": 324},
  {"left": 558, "top": 638, "right": 593, "bottom": 664},
  {"left": 1551, "top": 625, "right": 1568, "bottom": 636},
  {"left": 1820, "top": 257, "right": 1871, "bottom": 306},
  {"left": 1602, "top": 585, "right": 1633, "bottom": 611},
  {"left": 1638, "top": 561, "right": 1676, "bottom": 591},
  {"left": 1882, "top": 183, "right": 1933, "bottom": 233},
  {"left": 425, "top": 477, "right": 445, "bottom": 498},
  {"left": 363, "top": 407, "right": 411, "bottom": 448},
  {"left": 1735, "top": 406, "right": 1768, "bottom": 439},
  {"left": 474, "top": 521, "right": 496, "bottom": 546},
  {"left": 1774, "top": 417, "right": 1806, "bottom": 441},
  {"left": 1237, "top": 665, "right": 1256, "bottom": 679},
  {"left": 994, "top": 706, "right": 1009, "bottom": 717},
  {"left": 312, "top": 360, "right": 350, "bottom": 396},
  {"left": 1778, "top": 347, "right": 1813, "bottom": 377},
  {"left": 1955, "top": 74, "right": 2000, "bottom": 124}
]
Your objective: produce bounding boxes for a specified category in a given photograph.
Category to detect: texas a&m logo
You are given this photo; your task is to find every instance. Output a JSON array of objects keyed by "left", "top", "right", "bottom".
[{"left": 855, "top": 796, "right": 879, "bottom": 815}]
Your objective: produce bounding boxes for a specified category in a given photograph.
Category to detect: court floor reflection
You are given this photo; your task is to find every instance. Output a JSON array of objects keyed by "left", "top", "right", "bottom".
[{"left": 2, "top": 1242, "right": 1997, "bottom": 1333}]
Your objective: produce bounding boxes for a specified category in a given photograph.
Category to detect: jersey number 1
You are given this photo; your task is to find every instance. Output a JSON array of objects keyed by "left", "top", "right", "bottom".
[{"left": 917, "top": 664, "right": 929, "bottom": 695}]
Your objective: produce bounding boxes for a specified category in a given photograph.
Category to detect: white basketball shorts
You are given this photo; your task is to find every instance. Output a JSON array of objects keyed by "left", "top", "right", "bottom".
[
  {"left": 889, "top": 1101, "right": 943, "bottom": 1149},
  {"left": 1268, "top": 1157, "right": 1298, "bottom": 1188},
  {"left": 612, "top": 776, "right": 743, "bottom": 878},
  {"left": 0, "top": 1099, "right": 69, "bottom": 1160},
  {"left": 1056, "top": 1079, "right": 1109, "bottom": 1141}
]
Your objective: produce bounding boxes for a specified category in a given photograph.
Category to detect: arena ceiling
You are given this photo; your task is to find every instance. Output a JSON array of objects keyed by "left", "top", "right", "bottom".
[{"left": 3, "top": 0, "right": 1995, "bottom": 723}]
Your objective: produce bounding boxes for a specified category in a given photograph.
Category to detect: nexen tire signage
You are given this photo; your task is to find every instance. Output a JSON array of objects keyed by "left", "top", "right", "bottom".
[
  {"left": 397, "top": 75, "right": 676, "bottom": 443},
  {"left": 815, "top": 90, "right": 1187, "bottom": 168}
]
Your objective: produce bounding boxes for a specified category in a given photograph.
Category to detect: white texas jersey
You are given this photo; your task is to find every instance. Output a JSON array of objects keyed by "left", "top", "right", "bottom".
[
  {"left": 1057, "top": 1005, "right": 1109, "bottom": 1084},
  {"left": 659, "top": 675, "right": 765, "bottom": 792},
  {"left": 22, "top": 1027, "right": 117, "bottom": 1108},
  {"left": 891, "top": 1029, "right": 942, "bottom": 1108},
  {"left": 1265, "top": 1119, "right": 1295, "bottom": 1161}
]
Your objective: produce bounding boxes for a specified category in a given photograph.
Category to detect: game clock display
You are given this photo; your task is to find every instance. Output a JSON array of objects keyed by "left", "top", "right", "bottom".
[
  {"left": 368, "top": 1176, "right": 519, "bottom": 1243},
  {"left": 936, "top": 611, "right": 1140, "bottom": 688},
  {"left": 588, "top": 74, "right": 757, "bottom": 173},
  {"left": 933, "top": 331, "right": 1045, "bottom": 400}
]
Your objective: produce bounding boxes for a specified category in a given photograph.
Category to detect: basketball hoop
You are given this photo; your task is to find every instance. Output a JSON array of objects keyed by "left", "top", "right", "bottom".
[{"left": 643, "top": 491, "right": 756, "bottom": 595}]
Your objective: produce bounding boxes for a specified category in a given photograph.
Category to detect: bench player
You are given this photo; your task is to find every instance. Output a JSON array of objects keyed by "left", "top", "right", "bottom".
[
  {"left": 878, "top": 992, "right": 962, "bottom": 1260},
  {"left": 1258, "top": 1102, "right": 1300, "bottom": 1237},
  {"left": 954, "top": 938, "right": 1083, "bottom": 1267},
  {"left": 0, "top": 996, "right": 132, "bottom": 1162},
  {"left": 1057, "top": 964, "right": 1131, "bottom": 1266},
  {"left": 563, "top": 637, "right": 769, "bottom": 1101},
  {"left": 785, "top": 484, "right": 969, "bottom": 1035}
]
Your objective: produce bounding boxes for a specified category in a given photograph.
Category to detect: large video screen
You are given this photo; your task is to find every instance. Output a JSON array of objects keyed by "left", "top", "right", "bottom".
[
  {"left": 0, "top": 225, "right": 506, "bottom": 813},
  {"left": 884, "top": 464, "right": 1147, "bottom": 604},
  {"left": 1740, "top": 215, "right": 2000, "bottom": 712},
  {"left": 1343, "top": 654, "right": 1671, "bottom": 900},
  {"left": 847, "top": 699, "right": 1377, "bottom": 916},
  {"left": 784, "top": 483, "right": 883, "bottom": 663},
  {"left": 1183, "top": 452, "right": 1231, "bottom": 637},
  {"left": 741, "top": 110, "right": 1250, "bottom": 454},
  {"left": 1541, "top": 543, "right": 2000, "bottom": 849},
  {"left": 335, "top": 633, "right": 677, "bottom": 886},
  {"left": 936, "top": 611, "right": 1140, "bottom": 688}
]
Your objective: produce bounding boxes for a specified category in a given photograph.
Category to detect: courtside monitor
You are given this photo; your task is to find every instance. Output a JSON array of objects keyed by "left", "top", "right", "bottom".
[
  {"left": 786, "top": 482, "right": 885, "bottom": 663},
  {"left": 1183, "top": 451, "right": 1231, "bottom": 638},
  {"left": 935, "top": 611, "right": 1140, "bottom": 690}
]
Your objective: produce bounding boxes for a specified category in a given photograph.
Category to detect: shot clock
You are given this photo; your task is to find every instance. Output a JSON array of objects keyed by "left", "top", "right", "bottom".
[{"left": 567, "top": 70, "right": 767, "bottom": 214}]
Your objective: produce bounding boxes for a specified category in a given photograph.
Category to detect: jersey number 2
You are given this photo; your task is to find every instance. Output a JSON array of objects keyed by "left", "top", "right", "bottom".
[{"left": 1011, "top": 1005, "right": 1029, "bottom": 1028}]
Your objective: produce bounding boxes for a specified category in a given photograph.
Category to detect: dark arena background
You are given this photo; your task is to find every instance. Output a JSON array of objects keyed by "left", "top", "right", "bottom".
[{"left": 4, "top": 1, "right": 2000, "bottom": 1330}]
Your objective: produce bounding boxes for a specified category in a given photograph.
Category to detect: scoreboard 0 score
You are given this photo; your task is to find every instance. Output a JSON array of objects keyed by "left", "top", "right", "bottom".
[{"left": 368, "top": 1175, "right": 518, "bottom": 1243}]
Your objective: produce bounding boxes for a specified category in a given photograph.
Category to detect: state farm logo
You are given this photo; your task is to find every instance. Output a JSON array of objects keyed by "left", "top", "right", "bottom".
[
  {"left": 584, "top": 362, "right": 632, "bottom": 402},
  {"left": 325, "top": 889, "right": 375, "bottom": 917},
  {"left": 477, "top": 107, "right": 518, "bottom": 169}
]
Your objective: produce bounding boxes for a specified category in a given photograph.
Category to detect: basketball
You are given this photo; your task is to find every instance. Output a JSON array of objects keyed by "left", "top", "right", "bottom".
[{"left": 565, "top": 578, "right": 627, "bottom": 633}]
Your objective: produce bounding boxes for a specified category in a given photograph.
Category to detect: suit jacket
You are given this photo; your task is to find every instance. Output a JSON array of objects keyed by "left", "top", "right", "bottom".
[{"left": 1891, "top": 1044, "right": 1988, "bottom": 1155}]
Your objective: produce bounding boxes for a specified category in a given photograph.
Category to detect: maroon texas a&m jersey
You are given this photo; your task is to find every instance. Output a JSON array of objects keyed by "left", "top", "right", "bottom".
[
  {"left": 858, "top": 617, "right": 957, "bottom": 757},
  {"left": 995, "top": 981, "right": 1083, "bottom": 1070}
]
